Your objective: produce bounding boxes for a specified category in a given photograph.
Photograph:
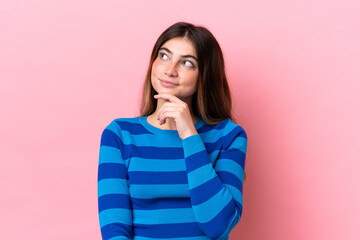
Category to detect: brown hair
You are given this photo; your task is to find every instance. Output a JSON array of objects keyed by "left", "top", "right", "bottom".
[{"left": 139, "top": 22, "right": 246, "bottom": 181}]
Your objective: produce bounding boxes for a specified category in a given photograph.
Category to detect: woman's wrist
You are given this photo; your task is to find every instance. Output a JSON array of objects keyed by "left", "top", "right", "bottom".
[{"left": 181, "top": 129, "right": 198, "bottom": 140}]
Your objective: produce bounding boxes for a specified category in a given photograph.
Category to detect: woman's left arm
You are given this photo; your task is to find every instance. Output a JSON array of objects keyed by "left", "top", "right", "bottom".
[{"left": 182, "top": 127, "right": 247, "bottom": 240}]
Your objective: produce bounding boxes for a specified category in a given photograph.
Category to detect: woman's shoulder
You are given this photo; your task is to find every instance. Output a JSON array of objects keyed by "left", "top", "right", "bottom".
[
  {"left": 200, "top": 117, "right": 246, "bottom": 136},
  {"left": 103, "top": 116, "right": 144, "bottom": 132},
  {"left": 226, "top": 118, "right": 247, "bottom": 137}
]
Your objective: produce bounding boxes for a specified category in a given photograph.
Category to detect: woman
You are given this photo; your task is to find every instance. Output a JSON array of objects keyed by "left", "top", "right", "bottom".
[{"left": 98, "top": 22, "right": 248, "bottom": 240}]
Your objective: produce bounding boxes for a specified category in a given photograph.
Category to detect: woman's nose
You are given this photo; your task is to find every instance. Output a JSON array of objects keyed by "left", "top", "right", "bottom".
[{"left": 164, "top": 62, "right": 178, "bottom": 77}]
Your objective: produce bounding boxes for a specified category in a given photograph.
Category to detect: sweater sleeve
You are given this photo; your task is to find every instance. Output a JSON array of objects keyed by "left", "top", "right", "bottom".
[
  {"left": 98, "top": 120, "right": 134, "bottom": 240},
  {"left": 182, "top": 124, "right": 247, "bottom": 240}
]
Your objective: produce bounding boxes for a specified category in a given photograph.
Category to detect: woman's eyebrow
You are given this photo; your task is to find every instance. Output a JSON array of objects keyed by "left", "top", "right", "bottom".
[{"left": 160, "top": 47, "right": 198, "bottom": 61}]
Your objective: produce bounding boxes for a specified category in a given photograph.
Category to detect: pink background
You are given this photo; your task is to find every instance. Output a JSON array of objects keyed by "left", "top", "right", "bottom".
[{"left": 1, "top": 0, "right": 359, "bottom": 239}]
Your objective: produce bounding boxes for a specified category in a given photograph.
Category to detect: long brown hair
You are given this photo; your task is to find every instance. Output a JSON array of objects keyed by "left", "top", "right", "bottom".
[{"left": 139, "top": 22, "right": 235, "bottom": 125}]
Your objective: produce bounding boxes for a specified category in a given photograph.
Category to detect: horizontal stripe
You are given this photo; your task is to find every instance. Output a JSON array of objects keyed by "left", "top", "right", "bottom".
[
  {"left": 193, "top": 188, "right": 233, "bottom": 223},
  {"left": 215, "top": 159, "right": 244, "bottom": 184},
  {"left": 99, "top": 146, "right": 123, "bottom": 164},
  {"left": 101, "top": 222, "right": 133, "bottom": 240},
  {"left": 120, "top": 130, "right": 243, "bottom": 155},
  {"left": 182, "top": 134, "right": 206, "bottom": 158},
  {"left": 217, "top": 150, "right": 245, "bottom": 169},
  {"left": 100, "top": 138, "right": 236, "bottom": 162},
  {"left": 134, "top": 222, "right": 203, "bottom": 238},
  {"left": 128, "top": 171, "right": 188, "bottom": 184},
  {"left": 100, "top": 128, "right": 128, "bottom": 159},
  {"left": 187, "top": 164, "right": 217, "bottom": 190},
  {"left": 133, "top": 208, "right": 195, "bottom": 224},
  {"left": 133, "top": 236, "right": 212, "bottom": 240},
  {"left": 198, "top": 200, "right": 236, "bottom": 239},
  {"left": 199, "top": 120, "right": 242, "bottom": 144},
  {"left": 99, "top": 208, "right": 132, "bottom": 228},
  {"left": 203, "top": 129, "right": 246, "bottom": 155},
  {"left": 105, "top": 118, "right": 245, "bottom": 152},
  {"left": 116, "top": 120, "right": 152, "bottom": 135},
  {"left": 101, "top": 129, "right": 123, "bottom": 150},
  {"left": 220, "top": 127, "right": 245, "bottom": 150},
  {"left": 108, "top": 236, "right": 132, "bottom": 240},
  {"left": 185, "top": 151, "right": 209, "bottom": 173},
  {"left": 227, "top": 136, "right": 247, "bottom": 154},
  {"left": 199, "top": 126, "right": 234, "bottom": 145},
  {"left": 217, "top": 171, "right": 243, "bottom": 192},
  {"left": 124, "top": 143, "right": 224, "bottom": 160},
  {"left": 202, "top": 129, "right": 246, "bottom": 155},
  {"left": 126, "top": 144, "right": 184, "bottom": 159},
  {"left": 129, "top": 184, "right": 190, "bottom": 199},
  {"left": 122, "top": 131, "right": 183, "bottom": 147},
  {"left": 98, "top": 194, "right": 132, "bottom": 212},
  {"left": 98, "top": 178, "right": 129, "bottom": 197},
  {"left": 128, "top": 158, "right": 185, "bottom": 172},
  {"left": 189, "top": 177, "right": 223, "bottom": 205},
  {"left": 197, "top": 119, "right": 229, "bottom": 133},
  {"left": 131, "top": 197, "right": 192, "bottom": 210},
  {"left": 102, "top": 122, "right": 245, "bottom": 159},
  {"left": 98, "top": 163, "right": 127, "bottom": 181}
]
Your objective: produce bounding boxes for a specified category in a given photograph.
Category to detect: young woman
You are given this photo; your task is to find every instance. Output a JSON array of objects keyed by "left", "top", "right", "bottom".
[{"left": 98, "top": 22, "right": 248, "bottom": 240}]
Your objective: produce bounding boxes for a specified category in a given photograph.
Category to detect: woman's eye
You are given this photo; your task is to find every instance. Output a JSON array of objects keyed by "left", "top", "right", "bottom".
[
  {"left": 183, "top": 60, "right": 194, "bottom": 68},
  {"left": 159, "top": 53, "right": 168, "bottom": 60}
]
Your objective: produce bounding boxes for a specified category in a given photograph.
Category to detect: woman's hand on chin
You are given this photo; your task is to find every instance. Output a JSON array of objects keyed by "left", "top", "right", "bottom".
[{"left": 154, "top": 93, "right": 198, "bottom": 140}]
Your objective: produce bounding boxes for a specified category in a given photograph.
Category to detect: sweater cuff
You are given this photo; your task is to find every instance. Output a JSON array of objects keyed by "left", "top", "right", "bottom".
[{"left": 182, "top": 134, "right": 206, "bottom": 158}]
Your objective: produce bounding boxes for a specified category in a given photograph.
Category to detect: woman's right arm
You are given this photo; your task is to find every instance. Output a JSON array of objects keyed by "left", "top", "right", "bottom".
[{"left": 98, "top": 120, "right": 133, "bottom": 240}]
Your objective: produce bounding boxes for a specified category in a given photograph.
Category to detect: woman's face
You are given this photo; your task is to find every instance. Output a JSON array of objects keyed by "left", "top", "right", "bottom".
[{"left": 151, "top": 37, "right": 199, "bottom": 102}]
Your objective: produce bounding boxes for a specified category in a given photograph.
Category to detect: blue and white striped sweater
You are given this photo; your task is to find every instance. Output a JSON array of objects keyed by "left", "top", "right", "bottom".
[{"left": 98, "top": 115, "right": 247, "bottom": 240}]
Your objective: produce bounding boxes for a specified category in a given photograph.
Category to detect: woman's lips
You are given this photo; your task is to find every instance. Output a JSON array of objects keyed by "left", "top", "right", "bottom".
[{"left": 160, "top": 79, "right": 178, "bottom": 87}]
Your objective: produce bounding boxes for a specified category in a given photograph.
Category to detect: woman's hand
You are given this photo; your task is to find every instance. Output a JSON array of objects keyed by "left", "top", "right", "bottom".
[{"left": 154, "top": 93, "right": 198, "bottom": 140}]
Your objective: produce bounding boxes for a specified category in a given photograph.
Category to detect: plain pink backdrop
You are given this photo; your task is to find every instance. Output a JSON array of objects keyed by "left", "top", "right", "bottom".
[{"left": 1, "top": 0, "right": 359, "bottom": 239}]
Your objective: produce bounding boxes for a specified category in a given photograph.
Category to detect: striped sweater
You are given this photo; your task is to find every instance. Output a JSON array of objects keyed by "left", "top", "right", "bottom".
[{"left": 98, "top": 115, "right": 247, "bottom": 240}]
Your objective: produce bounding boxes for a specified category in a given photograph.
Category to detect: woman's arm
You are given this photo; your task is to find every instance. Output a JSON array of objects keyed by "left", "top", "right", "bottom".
[
  {"left": 98, "top": 120, "right": 133, "bottom": 240},
  {"left": 182, "top": 123, "right": 247, "bottom": 240}
]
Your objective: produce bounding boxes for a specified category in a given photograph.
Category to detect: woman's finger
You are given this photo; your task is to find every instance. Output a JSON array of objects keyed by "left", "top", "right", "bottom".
[
  {"left": 154, "top": 93, "right": 182, "bottom": 103},
  {"left": 158, "top": 110, "right": 181, "bottom": 125},
  {"left": 157, "top": 102, "right": 180, "bottom": 119},
  {"left": 158, "top": 106, "right": 180, "bottom": 124}
]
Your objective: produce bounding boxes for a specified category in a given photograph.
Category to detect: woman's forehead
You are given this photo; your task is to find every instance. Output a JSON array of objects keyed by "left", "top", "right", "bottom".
[{"left": 161, "top": 37, "right": 197, "bottom": 58}]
